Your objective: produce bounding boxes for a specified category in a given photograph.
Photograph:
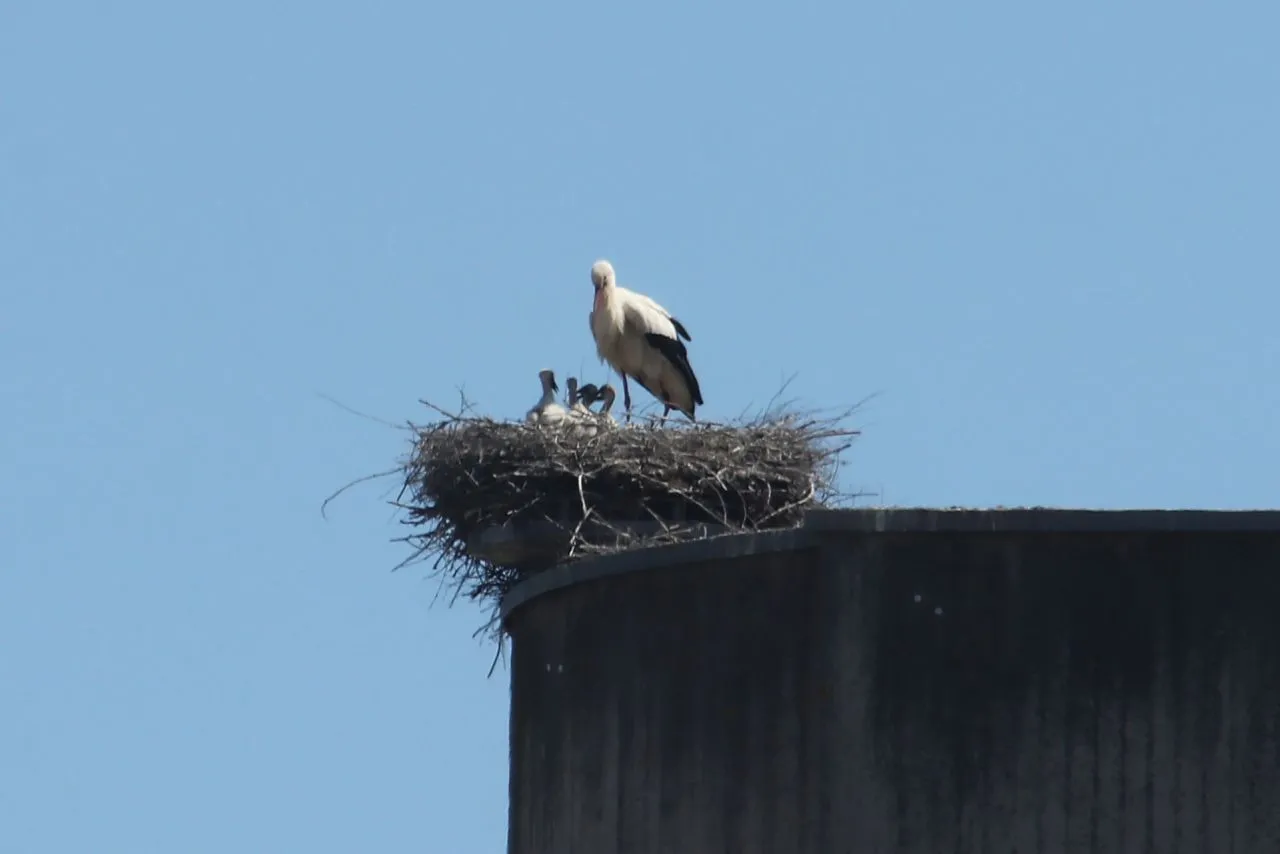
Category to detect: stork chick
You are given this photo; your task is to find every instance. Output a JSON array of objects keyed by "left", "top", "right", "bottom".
[
  {"left": 564, "top": 376, "right": 599, "bottom": 438},
  {"left": 526, "top": 369, "right": 567, "bottom": 426},
  {"left": 565, "top": 377, "right": 594, "bottom": 418},
  {"left": 577, "top": 382, "right": 601, "bottom": 410},
  {"left": 577, "top": 382, "right": 618, "bottom": 430},
  {"left": 595, "top": 383, "right": 618, "bottom": 426}
]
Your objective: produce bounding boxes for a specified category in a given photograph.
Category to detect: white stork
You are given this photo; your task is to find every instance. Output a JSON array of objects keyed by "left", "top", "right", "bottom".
[
  {"left": 565, "top": 377, "right": 593, "bottom": 418},
  {"left": 578, "top": 382, "right": 619, "bottom": 430},
  {"left": 598, "top": 384, "right": 618, "bottom": 419},
  {"left": 588, "top": 259, "right": 703, "bottom": 422},
  {"left": 525, "top": 369, "right": 567, "bottom": 426},
  {"left": 593, "top": 383, "right": 619, "bottom": 428},
  {"left": 564, "top": 376, "right": 599, "bottom": 438}
]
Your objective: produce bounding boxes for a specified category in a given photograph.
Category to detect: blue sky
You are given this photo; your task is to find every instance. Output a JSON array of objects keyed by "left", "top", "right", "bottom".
[{"left": 2, "top": 0, "right": 1277, "bottom": 851}]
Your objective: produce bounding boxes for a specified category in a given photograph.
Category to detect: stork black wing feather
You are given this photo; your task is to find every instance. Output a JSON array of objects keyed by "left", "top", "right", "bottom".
[{"left": 644, "top": 332, "right": 704, "bottom": 407}]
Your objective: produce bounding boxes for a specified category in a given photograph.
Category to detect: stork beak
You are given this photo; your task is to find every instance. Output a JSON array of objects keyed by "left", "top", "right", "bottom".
[{"left": 551, "top": 379, "right": 559, "bottom": 392}]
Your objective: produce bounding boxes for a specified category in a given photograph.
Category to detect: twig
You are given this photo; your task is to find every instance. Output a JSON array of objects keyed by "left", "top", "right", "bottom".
[{"left": 321, "top": 468, "right": 400, "bottom": 519}]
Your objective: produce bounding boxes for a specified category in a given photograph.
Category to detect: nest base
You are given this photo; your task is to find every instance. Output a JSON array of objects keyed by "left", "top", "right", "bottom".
[
  {"left": 468, "top": 519, "right": 732, "bottom": 572},
  {"left": 395, "top": 402, "right": 860, "bottom": 610}
]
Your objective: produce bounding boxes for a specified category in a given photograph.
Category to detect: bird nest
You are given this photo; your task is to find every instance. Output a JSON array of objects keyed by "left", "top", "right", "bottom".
[{"left": 391, "top": 399, "right": 861, "bottom": 614}]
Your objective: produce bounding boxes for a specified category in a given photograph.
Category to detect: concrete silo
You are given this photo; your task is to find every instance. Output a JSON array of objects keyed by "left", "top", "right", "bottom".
[{"left": 501, "top": 508, "right": 1280, "bottom": 854}]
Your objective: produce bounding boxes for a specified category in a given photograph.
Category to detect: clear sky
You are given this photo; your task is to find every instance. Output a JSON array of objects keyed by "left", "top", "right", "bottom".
[{"left": 3, "top": 0, "right": 1277, "bottom": 851}]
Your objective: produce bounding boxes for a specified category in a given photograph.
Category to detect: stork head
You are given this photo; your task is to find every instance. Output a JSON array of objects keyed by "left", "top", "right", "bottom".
[
  {"left": 590, "top": 259, "right": 615, "bottom": 292},
  {"left": 598, "top": 383, "right": 617, "bottom": 413},
  {"left": 565, "top": 376, "right": 579, "bottom": 403},
  {"left": 538, "top": 369, "right": 558, "bottom": 393},
  {"left": 577, "top": 383, "right": 600, "bottom": 405}
]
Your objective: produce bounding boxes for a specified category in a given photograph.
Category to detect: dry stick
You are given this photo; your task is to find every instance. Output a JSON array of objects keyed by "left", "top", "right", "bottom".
[
  {"left": 629, "top": 469, "right": 725, "bottom": 531},
  {"left": 486, "top": 634, "right": 508, "bottom": 677},
  {"left": 566, "top": 473, "right": 596, "bottom": 559},
  {"left": 417, "top": 398, "right": 464, "bottom": 420},
  {"left": 755, "top": 481, "right": 819, "bottom": 527},
  {"left": 321, "top": 468, "right": 401, "bottom": 519}
]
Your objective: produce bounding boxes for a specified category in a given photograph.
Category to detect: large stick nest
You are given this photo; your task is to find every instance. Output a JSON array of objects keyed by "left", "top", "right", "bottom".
[{"left": 391, "top": 397, "right": 861, "bottom": 612}]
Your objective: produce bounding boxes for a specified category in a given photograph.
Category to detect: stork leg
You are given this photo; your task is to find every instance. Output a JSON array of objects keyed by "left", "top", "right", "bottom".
[{"left": 621, "top": 374, "right": 633, "bottom": 424}]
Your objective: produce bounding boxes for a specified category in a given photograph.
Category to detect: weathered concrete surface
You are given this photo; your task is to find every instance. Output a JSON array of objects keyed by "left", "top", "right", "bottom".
[{"left": 502, "top": 509, "right": 1280, "bottom": 854}]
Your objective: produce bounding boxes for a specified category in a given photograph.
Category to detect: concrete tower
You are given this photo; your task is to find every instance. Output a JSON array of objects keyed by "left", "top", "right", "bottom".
[{"left": 502, "top": 508, "right": 1280, "bottom": 854}]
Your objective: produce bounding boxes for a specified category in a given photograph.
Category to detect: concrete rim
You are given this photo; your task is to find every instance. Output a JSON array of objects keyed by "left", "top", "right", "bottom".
[
  {"left": 498, "top": 507, "right": 1280, "bottom": 622},
  {"left": 498, "top": 528, "right": 812, "bottom": 622}
]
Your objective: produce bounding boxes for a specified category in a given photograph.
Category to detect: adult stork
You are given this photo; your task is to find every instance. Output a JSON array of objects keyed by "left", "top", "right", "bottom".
[{"left": 587, "top": 259, "right": 703, "bottom": 422}]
